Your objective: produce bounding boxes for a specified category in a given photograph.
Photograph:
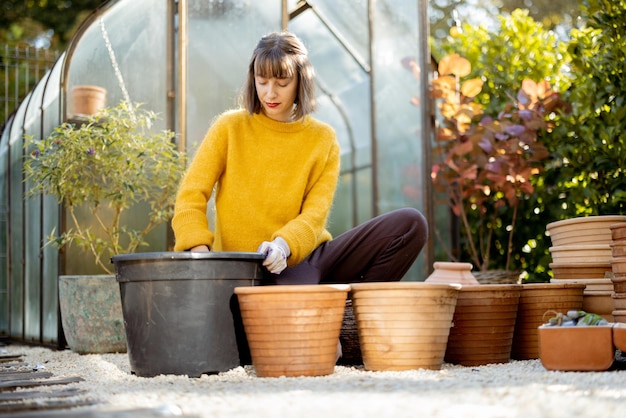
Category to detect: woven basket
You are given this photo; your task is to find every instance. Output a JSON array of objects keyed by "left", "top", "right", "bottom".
[
  {"left": 473, "top": 270, "right": 521, "bottom": 284},
  {"left": 338, "top": 299, "right": 362, "bottom": 366}
]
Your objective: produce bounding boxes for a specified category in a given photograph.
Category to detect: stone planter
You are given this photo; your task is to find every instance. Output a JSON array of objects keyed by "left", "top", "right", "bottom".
[
  {"left": 58, "top": 274, "right": 126, "bottom": 354},
  {"left": 350, "top": 282, "right": 461, "bottom": 371},
  {"left": 538, "top": 324, "right": 615, "bottom": 371},
  {"left": 112, "top": 251, "right": 264, "bottom": 378},
  {"left": 445, "top": 284, "right": 522, "bottom": 366},
  {"left": 235, "top": 284, "right": 350, "bottom": 378},
  {"left": 511, "top": 283, "right": 585, "bottom": 360}
]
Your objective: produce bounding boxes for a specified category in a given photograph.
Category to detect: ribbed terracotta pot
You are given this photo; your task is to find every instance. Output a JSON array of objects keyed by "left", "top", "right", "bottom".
[
  {"left": 350, "top": 282, "right": 461, "bottom": 371},
  {"left": 511, "top": 283, "right": 585, "bottom": 360},
  {"left": 612, "top": 274, "right": 626, "bottom": 293},
  {"left": 234, "top": 284, "right": 349, "bottom": 378},
  {"left": 610, "top": 222, "right": 626, "bottom": 242},
  {"left": 547, "top": 215, "right": 626, "bottom": 247},
  {"left": 445, "top": 284, "right": 522, "bottom": 366}
]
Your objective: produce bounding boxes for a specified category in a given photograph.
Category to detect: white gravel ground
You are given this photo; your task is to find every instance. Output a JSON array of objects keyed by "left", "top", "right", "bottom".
[{"left": 4, "top": 344, "right": 626, "bottom": 418}]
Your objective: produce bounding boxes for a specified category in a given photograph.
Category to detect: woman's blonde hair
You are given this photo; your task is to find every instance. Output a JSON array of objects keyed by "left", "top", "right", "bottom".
[{"left": 241, "top": 32, "right": 316, "bottom": 120}]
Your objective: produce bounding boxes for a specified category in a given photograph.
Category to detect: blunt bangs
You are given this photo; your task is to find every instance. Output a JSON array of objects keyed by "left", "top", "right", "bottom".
[{"left": 253, "top": 49, "right": 298, "bottom": 79}]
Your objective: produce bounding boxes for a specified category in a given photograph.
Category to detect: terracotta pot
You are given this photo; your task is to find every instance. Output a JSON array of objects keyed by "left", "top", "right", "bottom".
[
  {"left": 425, "top": 262, "right": 479, "bottom": 285},
  {"left": 58, "top": 275, "right": 126, "bottom": 354},
  {"left": 610, "top": 242, "right": 626, "bottom": 258},
  {"left": 611, "top": 274, "right": 626, "bottom": 293},
  {"left": 613, "top": 310, "right": 626, "bottom": 323},
  {"left": 511, "top": 283, "right": 585, "bottom": 360},
  {"left": 472, "top": 270, "right": 522, "bottom": 284},
  {"left": 547, "top": 215, "right": 626, "bottom": 247},
  {"left": 549, "top": 262, "right": 612, "bottom": 280},
  {"left": 445, "top": 284, "right": 522, "bottom": 366},
  {"left": 582, "top": 290, "right": 614, "bottom": 321},
  {"left": 71, "top": 85, "right": 106, "bottom": 116},
  {"left": 549, "top": 278, "right": 614, "bottom": 292},
  {"left": 610, "top": 222, "right": 626, "bottom": 241},
  {"left": 538, "top": 324, "right": 615, "bottom": 371},
  {"left": 613, "top": 293, "right": 626, "bottom": 310},
  {"left": 549, "top": 244, "right": 612, "bottom": 264},
  {"left": 350, "top": 282, "right": 461, "bottom": 371},
  {"left": 235, "top": 284, "right": 349, "bottom": 378},
  {"left": 611, "top": 257, "right": 626, "bottom": 274},
  {"left": 613, "top": 323, "right": 626, "bottom": 349}
]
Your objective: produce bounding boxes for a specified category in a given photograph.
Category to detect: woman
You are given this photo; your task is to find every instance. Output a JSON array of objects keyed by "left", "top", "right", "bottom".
[{"left": 172, "top": 31, "right": 428, "bottom": 286}]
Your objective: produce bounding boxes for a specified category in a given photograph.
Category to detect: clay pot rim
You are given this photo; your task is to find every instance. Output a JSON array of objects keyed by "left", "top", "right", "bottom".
[
  {"left": 350, "top": 282, "right": 462, "bottom": 291},
  {"left": 549, "top": 244, "right": 611, "bottom": 252},
  {"left": 521, "top": 283, "right": 586, "bottom": 290},
  {"left": 547, "top": 216, "right": 626, "bottom": 230},
  {"left": 432, "top": 261, "right": 474, "bottom": 270},
  {"left": 458, "top": 284, "right": 523, "bottom": 291},
  {"left": 610, "top": 222, "right": 626, "bottom": 230},
  {"left": 550, "top": 278, "right": 612, "bottom": 284},
  {"left": 234, "top": 284, "right": 350, "bottom": 295},
  {"left": 549, "top": 262, "right": 612, "bottom": 268},
  {"left": 538, "top": 323, "right": 614, "bottom": 330}
]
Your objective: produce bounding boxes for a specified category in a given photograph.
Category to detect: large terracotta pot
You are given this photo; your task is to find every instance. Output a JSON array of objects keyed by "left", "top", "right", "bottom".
[
  {"left": 547, "top": 215, "right": 626, "bottom": 247},
  {"left": 234, "top": 284, "right": 350, "bottom": 378},
  {"left": 350, "top": 282, "right": 461, "bottom": 371},
  {"left": 58, "top": 274, "right": 126, "bottom": 354},
  {"left": 445, "top": 284, "right": 522, "bottom": 366},
  {"left": 511, "top": 283, "right": 585, "bottom": 360}
]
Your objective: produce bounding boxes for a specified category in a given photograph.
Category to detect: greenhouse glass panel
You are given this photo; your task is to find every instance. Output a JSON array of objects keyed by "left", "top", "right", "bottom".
[
  {"left": 0, "top": 117, "right": 10, "bottom": 335},
  {"left": 185, "top": 0, "right": 282, "bottom": 156},
  {"left": 371, "top": 0, "right": 427, "bottom": 280}
]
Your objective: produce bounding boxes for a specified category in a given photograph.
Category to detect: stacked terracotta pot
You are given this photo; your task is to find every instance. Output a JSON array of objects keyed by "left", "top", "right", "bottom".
[
  {"left": 547, "top": 216, "right": 626, "bottom": 322},
  {"left": 610, "top": 223, "right": 626, "bottom": 322}
]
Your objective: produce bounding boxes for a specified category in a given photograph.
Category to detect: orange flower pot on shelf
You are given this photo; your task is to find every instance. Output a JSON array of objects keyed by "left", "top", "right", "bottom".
[
  {"left": 350, "top": 282, "right": 461, "bottom": 371},
  {"left": 234, "top": 284, "right": 349, "bottom": 378},
  {"left": 547, "top": 215, "right": 626, "bottom": 247}
]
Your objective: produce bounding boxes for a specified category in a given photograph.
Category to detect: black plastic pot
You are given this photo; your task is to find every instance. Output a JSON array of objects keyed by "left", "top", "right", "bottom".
[{"left": 111, "top": 251, "right": 264, "bottom": 377}]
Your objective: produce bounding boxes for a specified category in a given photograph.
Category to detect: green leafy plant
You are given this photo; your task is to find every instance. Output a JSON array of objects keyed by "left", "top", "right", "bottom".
[
  {"left": 429, "top": 53, "right": 570, "bottom": 272},
  {"left": 23, "top": 101, "right": 186, "bottom": 273}
]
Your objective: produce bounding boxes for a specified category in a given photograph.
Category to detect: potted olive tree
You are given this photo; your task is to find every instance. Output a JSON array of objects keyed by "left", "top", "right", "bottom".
[
  {"left": 23, "top": 101, "right": 187, "bottom": 353},
  {"left": 428, "top": 53, "right": 570, "bottom": 279}
]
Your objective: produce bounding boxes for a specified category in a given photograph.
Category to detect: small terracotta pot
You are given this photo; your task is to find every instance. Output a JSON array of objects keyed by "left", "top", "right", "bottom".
[
  {"left": 350, "top": 282, "right": 461, "bottom": 371},
  {"left": 445, "top": 284, "right": 522, "bottom": 366},
  {"left": 235, "top": 284, "right": 349, "bottom": 378},
  {"left": 610, "top": 242, "right": 626, "bottom": 258},
  {"left": 613, "top": 310, "right": 626, "bottom": 323},
  {"left": 511, "top": 283, "right": 585, "bottom": 360},
  {"left": 550, "top": 262, "right": 612, "bottom": 280},
  {"left": 611, "top": 257, "right": 626, "bottom": 274},
  {"left": 71, "top": 85, "right": 106, "bottom": 116},
  {"left": 425, "top": 262, "right": 479, "bottom": 285},
  {"left": 549, "top": 244, "right": 612, "bottom": 264},
  {"left": 611, "top": 274, "right": 626, "bottom": 293},
  {"left": 610, "top": 222, "right": 626, "bottom": 241},
  {"left": 582, "top": 290, "right": 614, "bottom": 321},
  {"left": 613, "top": 323, "right": 626, "bottom": 349},
  {"left": 538, "top": 324, "right": 615, "bottom": 371}
]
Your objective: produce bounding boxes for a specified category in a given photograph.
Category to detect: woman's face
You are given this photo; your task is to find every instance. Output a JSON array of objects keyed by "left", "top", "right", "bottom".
[{"left": 254, "top": 75, "right": 298, "bottom": 122}]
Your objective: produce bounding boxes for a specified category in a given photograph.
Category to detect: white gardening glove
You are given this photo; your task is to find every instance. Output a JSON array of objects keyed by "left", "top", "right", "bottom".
[{"left": 257, "top": 237, "right": 291, "bottom": 274}]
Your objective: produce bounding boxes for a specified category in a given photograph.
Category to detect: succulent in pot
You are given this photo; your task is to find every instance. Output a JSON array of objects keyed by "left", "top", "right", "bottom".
[{"left": 23, "top": 101, "right": 187, "bottom": 274}]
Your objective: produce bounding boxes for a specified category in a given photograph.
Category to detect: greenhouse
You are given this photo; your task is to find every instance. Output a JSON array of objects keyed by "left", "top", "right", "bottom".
[{"left": 0, "top": 0, "right": 434, "bottom": 346}]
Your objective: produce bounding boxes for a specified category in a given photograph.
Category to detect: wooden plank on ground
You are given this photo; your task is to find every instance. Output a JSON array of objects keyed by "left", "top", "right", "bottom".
[
  {"left": 0, "top": 371, "right": 53, "bottom": 381},
  {"left": 0, "top": 376, "right": 84, "bottom": 392},
  {"left": 0, "top": 387, "right": 84, "bottom": 402}
]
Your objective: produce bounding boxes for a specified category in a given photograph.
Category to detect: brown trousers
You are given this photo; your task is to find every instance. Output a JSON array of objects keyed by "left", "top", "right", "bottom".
[{"left": 262, "top": 207, "right": 428, "bottom": 285}]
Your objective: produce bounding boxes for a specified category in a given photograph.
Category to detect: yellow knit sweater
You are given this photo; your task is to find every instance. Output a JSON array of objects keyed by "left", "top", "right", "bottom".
[{"left": 172, "top": 109, "right": 340, "bottom": 265}]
